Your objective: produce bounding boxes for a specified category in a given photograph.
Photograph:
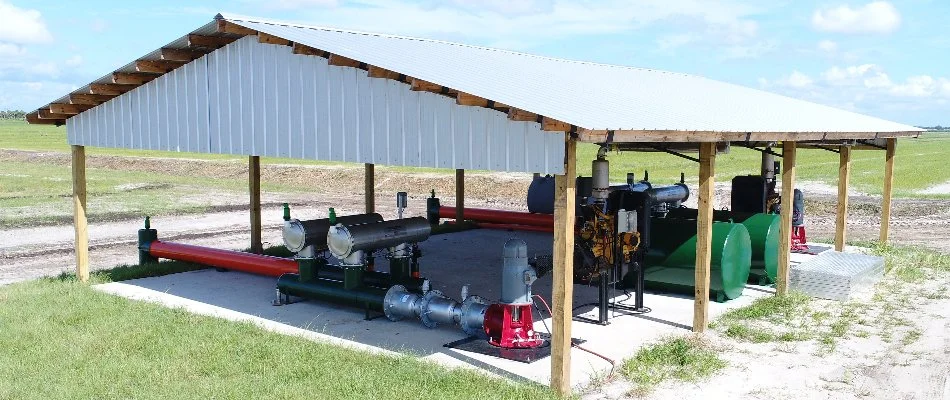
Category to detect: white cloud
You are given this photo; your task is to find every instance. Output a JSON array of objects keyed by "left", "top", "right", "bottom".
[
  {"left": 0, "top": 1, "right": 53, "bottom": 44},
  {"left": 818, "top": 39, "right": 837, "bottom": 53},
  {"left": 90, "top": 18, "right": 108, "bottom": 33},
  {"left": 269, "top": 0, "right": 339, "bottom": 10},
  {"left": 779, "top": 70, "right": 814, "bottom": 88},
  {"left": 0, "top": 42, "right": 26, "bottom": 57},
  {"left": 65, "top": 55, "right": 83, "bottom": 67},
  {"left": 811, "top": 1, "right": 901, "bottom": 34}
]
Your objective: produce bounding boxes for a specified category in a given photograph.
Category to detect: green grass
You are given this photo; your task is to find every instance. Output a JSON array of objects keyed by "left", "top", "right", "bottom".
[
  {"left": 4, "top": 120, "right": 950, "bottom": 197},
  {"left": 620, "top": 336, "right": 726, "bottom": 395},
  {"left": 0, "top": 266, "right": 555, "bottom": 400}
]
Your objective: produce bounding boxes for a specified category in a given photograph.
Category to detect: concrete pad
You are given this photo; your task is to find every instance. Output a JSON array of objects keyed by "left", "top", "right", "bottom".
[{"left": 95, "top": 228, "right": 823, "bottom": 389}]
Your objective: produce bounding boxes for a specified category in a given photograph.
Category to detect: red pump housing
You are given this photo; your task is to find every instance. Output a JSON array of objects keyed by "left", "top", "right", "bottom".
[{"left": 483, "top": 303, "right": 544, "bottom": 349}]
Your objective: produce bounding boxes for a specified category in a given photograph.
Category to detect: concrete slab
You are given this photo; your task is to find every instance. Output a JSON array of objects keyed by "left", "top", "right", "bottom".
[{"left": 94, "top": 229, "right": 829, "bottom": 389}]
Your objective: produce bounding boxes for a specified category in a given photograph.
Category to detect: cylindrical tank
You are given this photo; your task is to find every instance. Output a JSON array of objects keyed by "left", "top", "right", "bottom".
[
  {"left": 591, "top": 158, "right": 610, "bottom": 202},
  {"left": 761, "top": 151, "right": 776, "bottom": 182},
  {"left": 641, "top": 219, "right": 751, "bottom": 300},
  {"left": 500, "top": 239, "right": 534, "bottom": 305},
  {"left": 526, "top": 175, "right": 556, "bottom": 214},
  {"left": 326, "top": 217, "right": 431, "bottom": 259},
  {"left": 663, "top": 210, "right": 779, "bottom": 283},
  {"left": 644, "top": 183, "right": 690, "bottom": 204},
  {"left": 283, "top": 213, "right": 384, "bottom": 253}
]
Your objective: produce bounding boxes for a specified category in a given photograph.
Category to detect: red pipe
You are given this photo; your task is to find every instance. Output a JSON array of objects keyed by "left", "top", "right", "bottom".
[
  {"left": 439, "top": 206, "right": 554, "bottom": 227},
  {"left": 148, "top": 241, "right": 298, "bottom": 277}
]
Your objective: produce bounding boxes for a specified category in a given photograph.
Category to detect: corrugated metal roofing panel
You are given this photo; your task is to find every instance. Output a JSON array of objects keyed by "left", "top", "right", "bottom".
[
  {"left": 65, "top": 36, "right": 564, "bottom": 173},
  {"left": 221, "top": 14, "right": 919, "bottom": 134}
]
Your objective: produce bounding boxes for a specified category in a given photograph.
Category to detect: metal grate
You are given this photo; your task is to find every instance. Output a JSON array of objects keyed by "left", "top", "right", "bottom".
[{"left": 790, "top": 251, "right": 884, "bottom": 301}]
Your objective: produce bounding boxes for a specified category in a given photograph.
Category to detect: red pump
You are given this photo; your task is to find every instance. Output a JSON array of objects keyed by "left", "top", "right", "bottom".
[{"left": 483, "top": 303, "right": 544, "bottom": 348}]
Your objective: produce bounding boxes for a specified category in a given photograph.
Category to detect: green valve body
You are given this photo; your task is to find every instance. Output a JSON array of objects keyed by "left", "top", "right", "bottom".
[
  {"left": 636, "top": 219, "right": 752, "bottom": 301},
  {"left": 138, "top": 217, "right": 158, "bottom": 266}
]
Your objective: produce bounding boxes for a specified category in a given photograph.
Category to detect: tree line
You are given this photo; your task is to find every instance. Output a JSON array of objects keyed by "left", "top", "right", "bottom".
[{"left": 0, "top": 110, "right": 26, "bottom": 120}]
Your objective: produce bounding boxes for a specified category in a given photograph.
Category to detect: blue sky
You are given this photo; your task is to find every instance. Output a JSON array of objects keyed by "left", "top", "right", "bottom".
[{"left": 1, "top": 0, "right": 947, "bottom": 125}]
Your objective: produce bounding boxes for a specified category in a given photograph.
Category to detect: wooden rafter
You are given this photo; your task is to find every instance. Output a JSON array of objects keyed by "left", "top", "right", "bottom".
[
  {"left": 292, "top": 43, "right": 326, "bottom": 57},
  {"left": 541, "top": 117, "right": 573, "bottom": 132},
  {"left": 328, "top": 54, "right": 363, "bottom": 68},
  {"left": 26, "top": 112, "right": 63, "bottom": 125},
  {"left": 113, "top": 72, "right": 158, "bottom": 85},
  {"left": 188, "top": 34, "right": 235, "bottom": 49},
  {"left": 70, "top": 93, "right": 115, "bottom": 105},
  {"left": 456, "top": 92, "right": 489, "bottom": 107},
  {"left": 50, "top": 103, "right": 93, "bottom": 115},
  {"left": 161, "top": 48, "right": 209, "bottom": 62},
  {"left": 89, "top": 83, "right": 135, "bottom": 96},
  {"left": 258, "top": 32, "right": 291, "bottom": 46},
  {"left": 135, "top": 59, "right": 186, "bottom": 74},
  {"left": 508, "top": 108, "right": 538, "bottom": 122},
  {"left": 216, "top": 20, "right": 257, "bottom": 36},
  {"left": 367, "top": 66, "right": 401, "bottom": 80},
  {"left": 38, "top": 109, "right": 71, "bottom": 119}
]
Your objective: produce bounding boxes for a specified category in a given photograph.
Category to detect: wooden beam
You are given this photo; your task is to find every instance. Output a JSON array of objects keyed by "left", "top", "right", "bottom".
[
  {"left": 89, "top": 83, "right": 135, "bottom": 96},
  {"left": 550, "top": 138, "right": 576, "bottom": 397},
  {"left": 328, "top": 54, "right": 363, "bottom": 68},
  {"left": 70, "top": 93, "right": 115, "bottom": 106},
  {"left": 25, "top": 112, "right": 63, "bottom": 125},
  {"left": 135, "top": 59, "right": 186, "bottom": 73},
  {"left": 50, "top": 103, "right": 93, "bottom": 115},
  {"left": 365, "top": 163, "right": 375, "bottom": 214},
  {"left": 113, "top": 72, "right": 158, "bottom": 85},
  {"left": 455, "top": 169, "right": 464, "bottom": 221},
  {"left": 38, "top": 109, "right": 71, "bottom": 119},
  {"left": 72, "top": 145, "right": 90, "bottom": 282},
  {"left": 409, "top": 78, "right": 443, "bottom": 93},
  {"left": 578, "top": 129, "right": 922, "bottom": 144},
  {"left": 258, "top": 32, "right": 291, "bottom": 46},
  {"left": 834, "top": 146, "right": 852, "bottom": 252},
  {"left": 216, "top": 20, "right": 257, "bottom": 36},
  {"left": 188, "top": 34, "right": 235, "bottom": 48},
  {"left": 367, "top": 66, "right": 401, "bottom": 80},
  {"left": 776, "top": 141, "right": 797, "bottom": 295},
  {"left": 508, "top": 108, "right": 538, "bottom": 122},
  {"left": 249, "top": 156, "right": 263, "bottom": 254},
  {"left": 292, "top": 43, "right": 325, "bottom": 57},
  {"left": 693, "top": 142, "right": 716, "bottom": 333},
  {"left": 541, "top": 117, "right": 572, "bottom": 132},
  {"left": 456, "top": 92, "right": 489, "bottom": 107},
  {"left": 161, "top": 48, "right": 209, "bottom": 62},
  {"left": 880, "top": 138, "right": 896, "bottom": 244}
]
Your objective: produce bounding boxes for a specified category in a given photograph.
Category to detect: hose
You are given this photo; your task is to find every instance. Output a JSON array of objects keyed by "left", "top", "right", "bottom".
[{"left": 532, "top": 294, "right": 617, "bottom": 373}]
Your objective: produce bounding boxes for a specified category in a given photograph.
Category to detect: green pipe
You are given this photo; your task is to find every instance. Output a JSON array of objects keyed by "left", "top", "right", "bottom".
[
  {"left": 277, "top": 274, "right": 387, "bottom": 312},
  {"left": 636, "top": 219, "right": 751, "bottom": 301},
  {"left": 664, "top": 209, "right": 780, "bottom": 284}
]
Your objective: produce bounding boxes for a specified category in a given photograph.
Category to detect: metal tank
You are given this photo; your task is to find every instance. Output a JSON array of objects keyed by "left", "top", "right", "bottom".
[
  {"left": 637, "top": 219, "right": 752, "bottom": 301},
  {"left": 326, "top": 217, "right": 431, "bottom": 260},
  {"left": 283, "top": 213, "right": 383, "bottom": 253}
]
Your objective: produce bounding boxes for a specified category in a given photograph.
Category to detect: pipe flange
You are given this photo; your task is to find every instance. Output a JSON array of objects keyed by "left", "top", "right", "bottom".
[
  {"left": 383, "top": 285, "right": 409, "bottom": 322},
  {"left": 419, "top": 290, "right": 445, "bottom": 329},
  {"left": 459, "top": 295, "right": 489, "bottom": 338}
]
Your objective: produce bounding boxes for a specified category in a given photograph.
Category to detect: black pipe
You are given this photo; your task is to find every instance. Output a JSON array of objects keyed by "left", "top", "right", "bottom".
[
  {"left": 277, "top": 274, "right": 387, "bottom": 312},
  {"left": 299, "top": 258, "right": 426, "bottom": 292}
]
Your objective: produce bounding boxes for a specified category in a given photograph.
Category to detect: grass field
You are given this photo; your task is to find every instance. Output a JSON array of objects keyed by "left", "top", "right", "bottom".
[{"left": 0, "top": 267, "right": 555, "bottom": 400}]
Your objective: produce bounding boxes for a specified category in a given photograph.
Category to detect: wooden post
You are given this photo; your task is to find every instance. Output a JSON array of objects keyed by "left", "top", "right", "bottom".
[
  {"left": 693, "top": 142, "right": 716, "bottom": 333},
  {"left": 776, "top": 141, "right": 797, "bottom": 295},
  {"left": 72, "top": 145, "right": 90, "bottom": 282},
  {"left": 365, "top": 163, "right": 375, "bottom": 213},
  {"left": 551, "top": 139, "right": 577, "bottom": 396},
  {"left": 249, "top": 156, "right": 263, "bottom": 254},
  {"left": 880, "top": 138, "right": 896, "bottom": 244},
  {"left": 455, "top": 169, "right": 465, "bottom": 221},
  {"left": 834, "top": 146, "right": 851, "bottom": 252}
]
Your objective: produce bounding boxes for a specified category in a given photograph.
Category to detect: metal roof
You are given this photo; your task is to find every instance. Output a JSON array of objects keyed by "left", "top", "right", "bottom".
[
  {"left": 30, "top": 13, "right": 922, "bottom": 139},
  {"left": 221, "top": 14, "right": 920, "bottom": 135}
]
